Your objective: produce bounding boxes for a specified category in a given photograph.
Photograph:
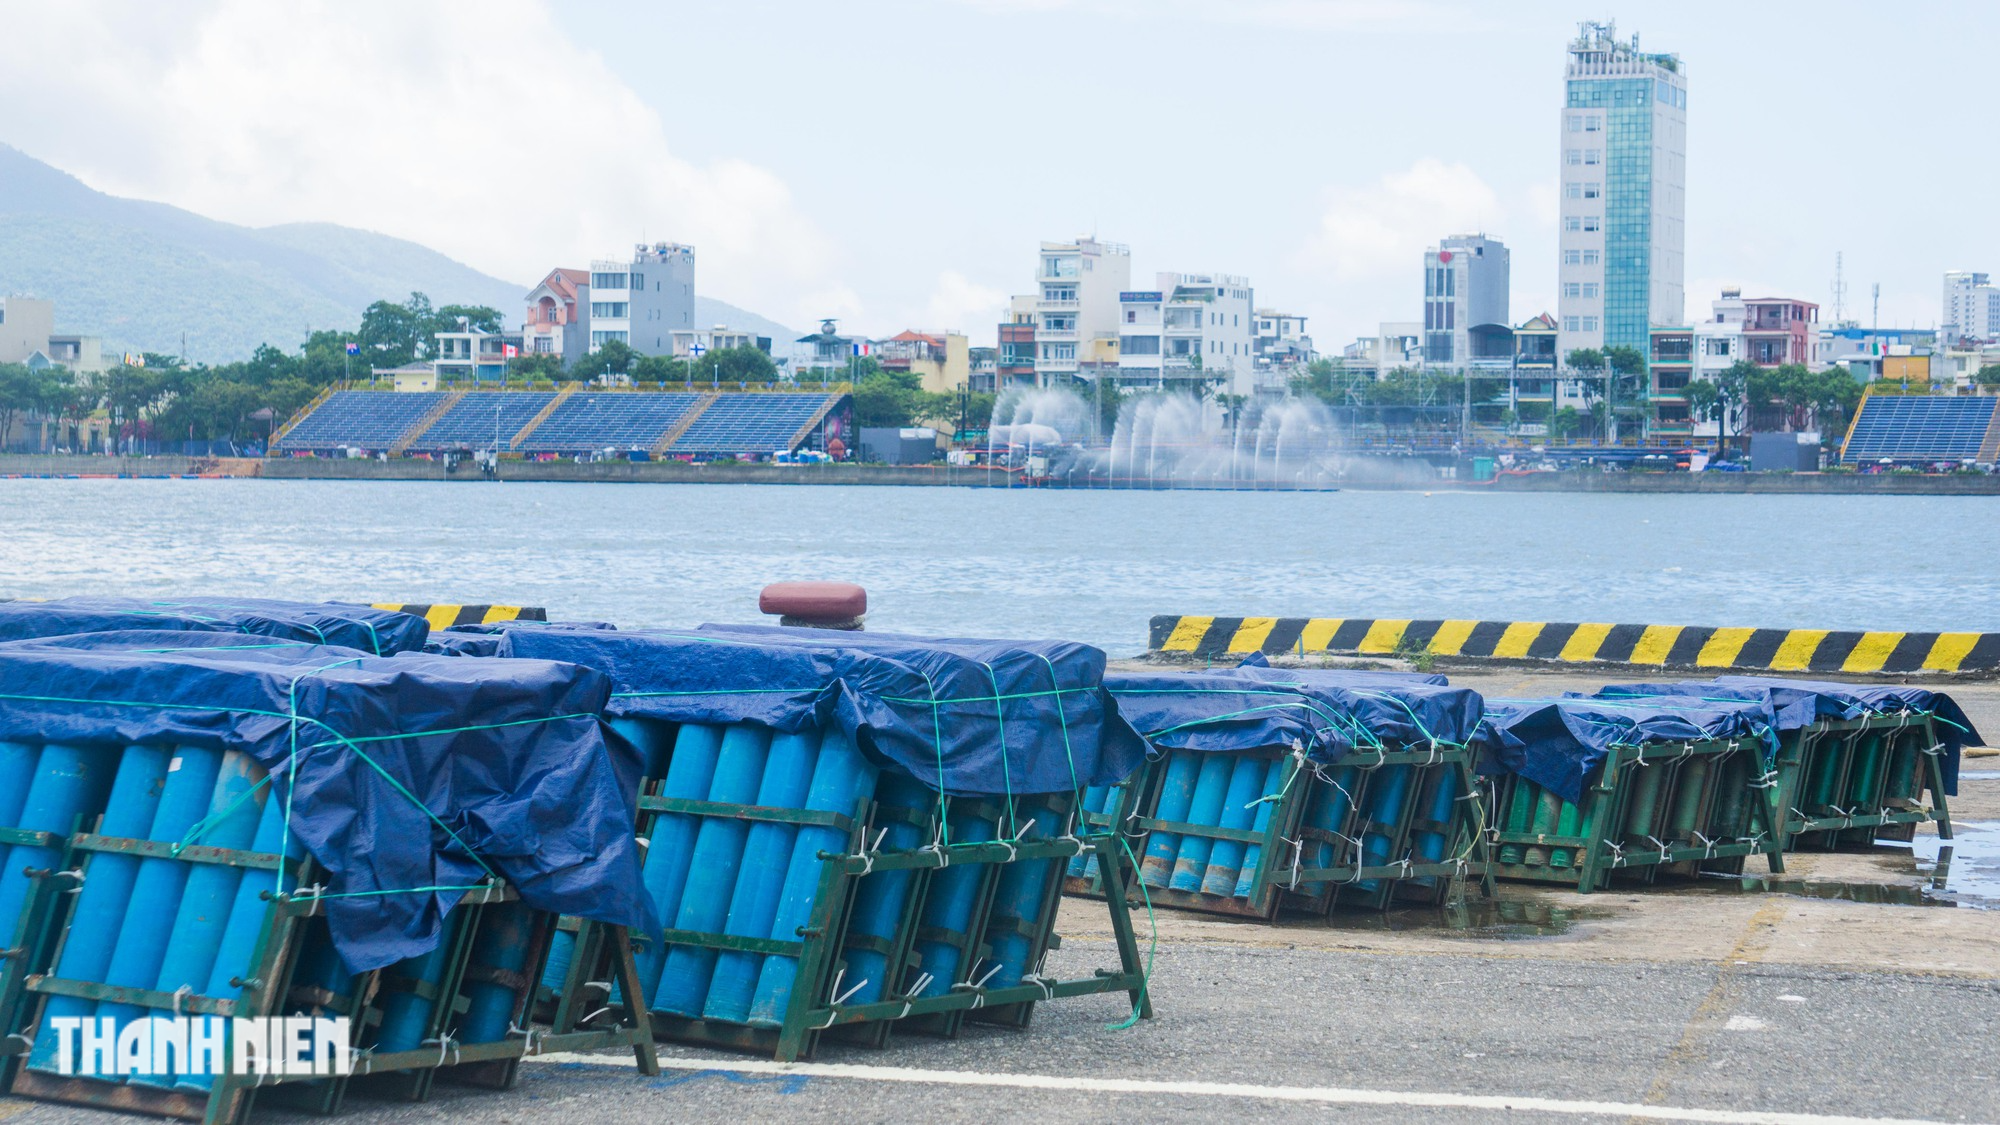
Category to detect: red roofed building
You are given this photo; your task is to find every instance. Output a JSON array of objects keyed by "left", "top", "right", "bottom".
[
  {"left": 522, "top": 268, "right": 591, "bottom": 368},
  {"left": 876, "top": 329, "right": 969, "bottom": 393}
]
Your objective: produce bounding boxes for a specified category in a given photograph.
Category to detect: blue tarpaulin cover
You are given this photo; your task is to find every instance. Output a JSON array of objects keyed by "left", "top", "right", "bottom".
[
  {"left": 0, "top": 630, "right": 651, "bottom": 973},
  {"left": 488, "top": 623, "right": 1148, "bottom": 796},
  {"left": 1106, "top": 668, "right": 1482, "bottom": 763},
  {"left": 1234, "top": 653, "right": 1452, "bottom": 687},
  {"left": 0, "top": 596, "right": 429, "bottom": 655},
  {"left": 1475, "top": 694, "right": 1778, "bottom": 804},
  {"left": 1590, "top": 676, "right": 1978, "bottom": 795},
  {"left": 427, "top": 620, "right": 618, "bottom": 657}
]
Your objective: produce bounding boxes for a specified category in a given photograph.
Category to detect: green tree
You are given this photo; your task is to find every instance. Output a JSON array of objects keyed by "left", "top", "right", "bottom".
[
  {"left": 1551, "top": 405, "right": 1583, "bottom": 440},
  {"left": 581, "top": 339, "right": 635, "bottom": 379},
  {"left": 508, "top": 352, "right": 567, "bottom": 381},
  {"left": 685, "top": 345, "right": 778, "bottom": 384},
  {"left": 1978, "top": 363, "right": 2000, "bottom": 388}
]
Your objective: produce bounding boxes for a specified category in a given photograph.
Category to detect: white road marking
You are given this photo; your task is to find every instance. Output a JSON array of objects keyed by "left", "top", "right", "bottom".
[
  {"left": 525, "top": 1052, "right": 1979, "bottom": 1125},
  {"left": 1724, "top": 1015, "right": 1769, "bottom": 1031}
]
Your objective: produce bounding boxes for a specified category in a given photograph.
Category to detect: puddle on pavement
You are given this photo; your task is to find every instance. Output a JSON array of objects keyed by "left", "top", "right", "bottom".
[
  {"left": 1691, "top": 819, "right": 2000, "bottom": 910},
  {"left": 1284, "top": 898, "right": 1607, "bottom": 940},
  {"left": 1910, "top": 820, "right": 2000, "bottom": 909}
]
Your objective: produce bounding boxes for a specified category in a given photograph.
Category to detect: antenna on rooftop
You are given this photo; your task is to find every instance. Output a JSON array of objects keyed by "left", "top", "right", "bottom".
[{"left": 1872, "top": 283, "right": 1880, "bottom": 331}]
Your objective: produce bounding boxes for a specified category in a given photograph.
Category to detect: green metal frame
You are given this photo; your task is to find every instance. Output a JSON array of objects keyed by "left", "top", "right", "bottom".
[
  {"left": 0, "top": 824, "right": 73, "bottom": 1088},
  {"left": 8, "top": 829, "right": 656, "bottom": 1124},
  {"left": 1080, "top": 746, "right": 1490, "bottom": 921},
  {"left": 623, "top": 787, "right": 1151, "bottom": 1062},
  {"left": 1774, "top": 714, "right": 1953, "bottom": 851},
  {"left": 1489, "top": 737, "right": 1785, "bottom": 893}
]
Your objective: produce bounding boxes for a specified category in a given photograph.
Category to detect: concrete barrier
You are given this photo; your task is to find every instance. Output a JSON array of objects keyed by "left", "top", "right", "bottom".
[
  {"left": 1149, "top": 615, "right": 2000, "bottom": 675},
  {"left": 370, "top": 603, "right": 548, "bottom": 631}
]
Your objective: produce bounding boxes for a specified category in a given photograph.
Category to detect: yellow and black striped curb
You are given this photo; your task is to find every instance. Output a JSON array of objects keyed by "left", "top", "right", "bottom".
[
  {"left": 1148, "top": 615, "right": 2000, "bottom": 675},
  {"left": 372, "top": 603, "right": 548, "bottom": 632}
]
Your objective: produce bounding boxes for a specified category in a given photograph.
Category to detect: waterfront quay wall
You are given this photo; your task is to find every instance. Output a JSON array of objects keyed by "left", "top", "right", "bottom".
[{"left": 5, "top": 453, "right": 2000, "bottom": 493}]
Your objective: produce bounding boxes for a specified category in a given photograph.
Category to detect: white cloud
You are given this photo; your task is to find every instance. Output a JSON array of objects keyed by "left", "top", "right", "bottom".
[
  {"left": 1306, "top": 158, "right": 1504, "bottom": 280},
  {"left": 0, "top": 0, "right": 844, "bottom": 326},
  {"left": 920, "top": 271, "right": 1008, "bottom": 335},
  {"left": 949, "top": 0, "right": 1453, "bottom": 30}
]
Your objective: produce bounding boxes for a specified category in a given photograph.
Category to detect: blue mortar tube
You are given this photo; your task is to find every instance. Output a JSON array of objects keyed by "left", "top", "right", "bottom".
[
  {"left": 94, "top": 746, "right": 226, "bottom": 1076},
  {"left": 1200, "top": 755, "right": 1274, "bottom": 897},
  {"left": 456, "top": 899, "right": 537, "bottom": 1044},
  {"left": 834, "top": 770, "right": 933, "bottom": 1007},
  {"left": 129, "top": 752, "right": 268, "bottom": 1089},
  {"left": 1170, "top": 754, "right": 1237, "bottom": 892},
  {"left": 981, "top": 804, "right": 1063, "bottom": 989},
  {"left": 177, "top": 791, "right": 307, "bottom": 1092},
  {"left": 652, "top": 724, "right": 774, "bottom": 1016},
  {"left": 1138, "top": 751, "right": 1200, "bottom": 888},
  {"left": 631, "top": 723, "right": 726, "bottom": 1003},
  {"left": 370, "top": 920, "right": 459, "bottom": 1055},
  {"left": 0, "top": 743, "right": 117, "bottom": 943},
  {"left": 1065, "top": 786, "right": 1109, "bottom": 879},
  {"left": 747, "top": 728, "right": 877, "bottom": 1026},
  {"left": 702, "top": 729, "right": 821, "bottom": 1024},
  {"left": 1406, "top": 766, "right": 1460, "bottom": 891},
  {"left": 1233, "top": 757, "right": 1291, "bottom": 899},
  {"left": 907, "top": 801, "right": 998, "bottom": 997},
  {"left": 26, "top": 745, "right": 172, "bottom": 1074},
  {"left": 1297, "top": 763, "right": 1360, "bottom": 896},
  {"left": 1355, "top": 764, "right": 1413, "bottom": 895}
]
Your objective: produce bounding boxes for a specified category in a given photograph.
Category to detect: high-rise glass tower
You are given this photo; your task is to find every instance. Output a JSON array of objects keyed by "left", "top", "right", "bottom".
[{"left": 1557, "top": 21, "right": 1686, "bottom": 362}]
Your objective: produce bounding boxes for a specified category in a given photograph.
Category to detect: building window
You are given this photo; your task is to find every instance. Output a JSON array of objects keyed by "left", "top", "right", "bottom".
[
  {"left": 1583, "top": 250, "right": 1600, "bottom": 265},
  {"left": 1563, "top": 250, "right": 1581, "bottom": 265},
  {"left": 590, "top": 302, "right": 629, "bottom": 318},
  {"left": 1568, "top": 115, "right": 1582, "bottom": 132},
  {"left": 534, "top": 338, "right": 552, "bottom": 354},
  {"left": 591, "top": 273, "right": 628, "bottom": 290},
  {"left": 1582, "top": 317, "right": 1598, "bottom": 331},
  {"left": 1583, "top": 216, "right": 1601, "bottom": 232},
  {"left": 590, "top": 330, "right": 628, "bottom": 347},
  {"left": 1566, "top": 149, "right": 1582, "bottom": 166},
  {"left": 1565, "top": 183, "right": 1581, "bottom": 199},
  {"left": 1584, "top": 149, "right": 1601, "bottom": 165},
  {"left": 1582, "top": 283, "right": 1599, "bottom": 298},
  {"left": 1565, "top": 217, "right": 1581, "bottom": 231},
  {"left": 1584, "top": 115, "right": 1601, "bottom": 132},
  {"left": 1584, "top": 183, "right": 1600, "bottom": 198},
  {"left": 1564, "top": 283, "right": 1580, "bottom": 298},
  {"left": 630, "top": 272, "right": 644, "bottom": 289},
  {"left": 1564, "top": 316, "right": 1580, "bottom": 332}
]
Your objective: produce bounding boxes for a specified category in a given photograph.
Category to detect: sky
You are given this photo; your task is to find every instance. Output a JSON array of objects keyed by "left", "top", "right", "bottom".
[{"left": 1, "top": 0, "right": 1994, "bottom": 346}]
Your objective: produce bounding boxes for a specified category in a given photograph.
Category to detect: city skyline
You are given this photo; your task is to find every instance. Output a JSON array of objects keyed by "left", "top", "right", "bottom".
[{"left": 0, "top": 1, "right": 1992, "bottom": 349}]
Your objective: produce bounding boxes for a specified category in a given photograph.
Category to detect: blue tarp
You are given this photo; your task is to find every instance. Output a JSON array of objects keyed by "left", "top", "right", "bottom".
[
  {"left": 1475, "top": 694, "right": 1778, "bottom": 804},
  {"left": 0, "top": 596, "right": 429, "bottom": 656},
  {"left": 1591, "top": 676, "right": 1978, "bottom": 795},
  {"left": 427, "top": 620, "right": 618, "bottom": 657},
  {"left": 1234, "top": 653, "right": 1452, "bottom": 687},
  {"left": 1106, "top": 668, "right": 1482, "bottom": 763},
  {"left": 488, "top": 623, "right": 1148, "bottom": 796},
  {"left": 0, "top": 630, "right": 651, "bottom": 973}
]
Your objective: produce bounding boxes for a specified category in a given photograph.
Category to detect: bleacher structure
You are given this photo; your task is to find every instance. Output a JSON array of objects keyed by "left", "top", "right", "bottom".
[
  {"left": 1839, "top": 393, "right": 2000, "bottom": 465},
  {"left": 273, "top": 389, "right": 849, "bottom": 459},
  {"left": 271, "top": 391, "right": 452, "bottom": 454}
]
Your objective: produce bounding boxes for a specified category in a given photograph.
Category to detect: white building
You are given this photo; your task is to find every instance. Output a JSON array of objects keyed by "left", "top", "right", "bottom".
[
  {"left": 1339, "top": 322, "right": 1423, "bottom": 381},
  {"left": 1422, "top": 234, "right": 1510, "bottom": 370},
  {"left": 670, "top": 326, "right": 772, "bottom": 360},
  {"left": 1942, "top": 271, "right": 2000, "bottom": 344},
  {"left": 1557, "top": 20, "right": 1687, "bottom": 361},
  {"left": 1253, "top": 309, "right": 1313, "bottom": 388},
  {"left": 586, "top": 243, "right": 696, "bottom": 357},
  {"left": 1033, "top": 238, "right": 1130, "bottom": 385},
  {"left": 1116, "top": 273, "right": 1256, "bottom": 395}
]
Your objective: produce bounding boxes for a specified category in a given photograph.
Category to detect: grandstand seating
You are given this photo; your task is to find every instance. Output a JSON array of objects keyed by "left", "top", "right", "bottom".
[
  {"left": 270, "top": 389, "right": 850, "bottom": 458},
  {"left": 1840, "top": 395, "right": 1999, "bottom": 464},
  {"left": 407, "top": 392, "right": 557, "bottom": 452},
  {"left": 519, "top": 392, "right": 705, "bottom": 453},
  {"left": 272, "top": 391, "right": 449, "bottom": 453},
  {"left": 669, "top": 393, "right": 831, "bottom": 454}
]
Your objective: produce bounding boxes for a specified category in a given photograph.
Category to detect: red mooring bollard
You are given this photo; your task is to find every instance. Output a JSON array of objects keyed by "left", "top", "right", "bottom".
[{"left": 759, "top": 582, "right": 867, "bottom": 631}]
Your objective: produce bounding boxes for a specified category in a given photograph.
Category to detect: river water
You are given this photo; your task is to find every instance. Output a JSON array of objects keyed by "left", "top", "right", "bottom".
[{"left": 4, "top": 479, "right": 1998, "bottom": 655}]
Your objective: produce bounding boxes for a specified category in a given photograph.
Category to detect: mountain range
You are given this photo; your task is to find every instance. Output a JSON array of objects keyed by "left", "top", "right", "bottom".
[{"left": 0, "top": 144, "right": 799, "bottom": 363}]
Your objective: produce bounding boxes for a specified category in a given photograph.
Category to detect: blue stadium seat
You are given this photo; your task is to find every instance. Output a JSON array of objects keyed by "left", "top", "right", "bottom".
[
  {"left": 517, "top": 393, "right": 703, "bottom": 453},
  {"left": 272, "top": 391, "right": 449, "bottom": 453},
  {"left": 407, "top": 392, "right": 557, "bottom": 452},
  {"left": 670, "top": 393, "right": 834, "bottom": 454},
  {"left": 1840, "top": 396, "right": 1997, "bottom": 463}
]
